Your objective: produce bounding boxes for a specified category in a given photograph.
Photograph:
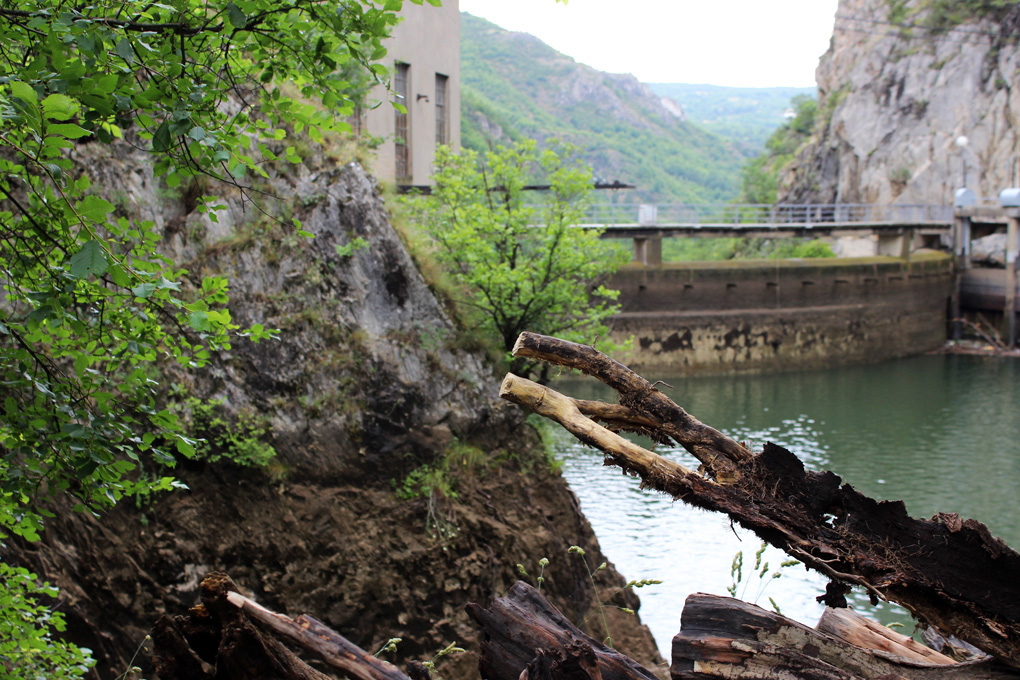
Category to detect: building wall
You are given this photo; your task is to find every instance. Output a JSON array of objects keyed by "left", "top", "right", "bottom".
[
  {"left": 365, "top": 0, "right": 461, "bottom": 187},
  {"left": 607, "top": 253, "right": 955, "bottom": 375}
]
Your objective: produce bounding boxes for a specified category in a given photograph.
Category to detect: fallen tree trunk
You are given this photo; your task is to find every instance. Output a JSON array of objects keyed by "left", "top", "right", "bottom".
[
  {"left": 672, "top": 594, "right": 1020, "bottom": 679},
  {"left": 466, "top": 581, "right": 660, "bottom": 680},
  {"left": 501, "top": 332, "right": 1020, "bottom": 668}
]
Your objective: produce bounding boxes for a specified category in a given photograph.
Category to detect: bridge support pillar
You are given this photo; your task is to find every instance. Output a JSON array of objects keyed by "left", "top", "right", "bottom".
[
  {"left": 634, "top": 237, "right": 662, "bottom": 267},
  {"left": 876, "top": 230, "right": 914, "bottom": 258},
  {"left": 1004, "top": 214, "right": 1019, "bottom": 347}
]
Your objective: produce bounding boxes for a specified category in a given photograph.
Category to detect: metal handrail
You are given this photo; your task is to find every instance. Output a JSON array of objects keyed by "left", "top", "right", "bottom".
[{"left": 552, "top": 203, "right": 955, "bottom": 227}]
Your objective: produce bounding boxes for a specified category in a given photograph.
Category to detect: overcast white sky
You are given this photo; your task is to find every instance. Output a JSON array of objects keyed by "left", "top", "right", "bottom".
[{"left": 458, "top": 0, "right": 839, "bottom": 88}]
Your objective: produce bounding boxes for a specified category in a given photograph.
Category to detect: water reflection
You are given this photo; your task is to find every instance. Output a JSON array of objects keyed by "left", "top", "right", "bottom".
[{"left": 551, "top": 355, "right": 1020, "bottom": 655}]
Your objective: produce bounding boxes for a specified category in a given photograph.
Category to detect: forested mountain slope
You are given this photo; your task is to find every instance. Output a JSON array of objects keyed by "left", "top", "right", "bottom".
[
  {"left": 647, "top": 83, "right": 815, "bottom": 157},
  {"left": 460, "top": 13, "right": 745, "bottom": 203}
]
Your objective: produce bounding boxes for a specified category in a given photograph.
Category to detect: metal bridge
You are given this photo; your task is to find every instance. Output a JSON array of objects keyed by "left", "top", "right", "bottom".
[
  {"left": 577, "top": 203, "right": 954, "bottom": 235},
  {"left": 558, "top": 202, "right": 956, "bottom": 265}
]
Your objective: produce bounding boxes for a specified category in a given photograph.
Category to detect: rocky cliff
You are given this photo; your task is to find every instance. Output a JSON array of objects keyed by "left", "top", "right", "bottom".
[
  {"left": 7, "top": 144, "right": 664, "bottom": 678},
  {"left": 782, "top": 0, "right": 1020, "bottom": 205}
]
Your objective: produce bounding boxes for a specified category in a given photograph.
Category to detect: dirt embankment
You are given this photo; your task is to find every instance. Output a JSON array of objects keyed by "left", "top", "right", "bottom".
[{"left": 7, "top": 157, "right": 664, "bottom": 679}]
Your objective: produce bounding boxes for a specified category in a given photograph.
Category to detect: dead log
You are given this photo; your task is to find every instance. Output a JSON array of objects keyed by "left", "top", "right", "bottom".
[
  {"left": 151, "top": 571, "right": 413, "bottom": 680},
  {"left": 501, "top": 332, "right": 1020, "bottom": 668},
  {"left": 466, "top": 581, "right": 659, "bottom": 680},
  {"left": 672, "top": 593, "right": 1020, "bottom": 679},
  {"left": 815, "top": 607, "right": 954, "bottom": 665}
]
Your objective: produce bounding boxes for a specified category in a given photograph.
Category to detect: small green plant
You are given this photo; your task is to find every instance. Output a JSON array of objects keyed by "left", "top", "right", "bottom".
[
  {"left": 335, "top": 236, "right": 370, "bottom": 259},
  {"left": 726, "top": 541, "right": 800, "bottom": 614},
  {"left": 420, "top": 641, "right": 467, "bottom": 680},
  {"left": 516, "top": 557, "right": 550, "bottom": 592},
  {"left": 113, "top": 634, "right": 152, "bottom": 680},
  {"left": 568, "top": 545, "right": 661, "bottom": 648},
  {"left": 180, "top": 397, "right": 277, "bottom": 468},
  {"left": 373, "top": 637, "right": 402, "bottom": 658}
]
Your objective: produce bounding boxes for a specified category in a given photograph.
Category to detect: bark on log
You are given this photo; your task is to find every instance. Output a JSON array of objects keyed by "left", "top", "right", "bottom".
[
  {"left": 466, "top": 580, "right": 660, "bottom": 680},
  {"left": 672, "top": 594, "right": 1020, "bottom": 679},
  {"left": 151, "top": 571, "right": 413, "bottom": 680},
  {"left": 502, "top": 332, "right": 1020, "bottom": 668}
]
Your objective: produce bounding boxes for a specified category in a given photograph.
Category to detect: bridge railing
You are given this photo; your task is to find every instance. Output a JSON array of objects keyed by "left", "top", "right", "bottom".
[{"left": 568, "top": 203, "right": 954, "bottom": 227}]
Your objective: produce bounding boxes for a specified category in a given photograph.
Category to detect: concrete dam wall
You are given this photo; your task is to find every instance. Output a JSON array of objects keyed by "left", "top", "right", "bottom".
[{"left": 608, "top": 252, "right": 954, "bottom": 375}]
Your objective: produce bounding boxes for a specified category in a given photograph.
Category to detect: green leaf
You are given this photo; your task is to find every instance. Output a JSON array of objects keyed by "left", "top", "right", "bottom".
[
  {"left": 77, "top": 195, "right": 115, "bottom": 223},
  {"left": 48, "top": 123, "right": 92, "bottom": 139},
  {"left": 9, "top": 81, "right": 37, "bottom": 105},
  {"left": 152, "top": 121, "right": 172, "bottom": 152},
  {"left": 116, "top": 38, "right": 134, "bottom": 63},
  {"left": 70, "top": 240, "right": 109, "bottom": 279},
  {"left": 227, "top": 3, "right": 247, "bottom": 29},
  {"left": 41, "top": 93, "right": 79, "bottom": 121},
  {"left": 188, "top": 310, "right": 211, "bottom": 331}
]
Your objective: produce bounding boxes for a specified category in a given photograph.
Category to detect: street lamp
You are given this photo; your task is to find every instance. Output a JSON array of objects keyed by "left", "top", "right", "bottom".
[
  {"left": 954, "top": 135, "right": 975, "bottom": 208},
  {"left": 955, "top": 135, "right": 969, "bottom": 187}
]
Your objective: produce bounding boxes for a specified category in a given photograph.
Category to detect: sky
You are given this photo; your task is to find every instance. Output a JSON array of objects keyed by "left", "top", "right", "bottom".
[{"left": 458, "top": 0, "right": 840, "bottom": 88}]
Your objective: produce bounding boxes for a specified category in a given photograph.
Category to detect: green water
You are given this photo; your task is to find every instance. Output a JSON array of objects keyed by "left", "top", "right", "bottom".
[{"left": 550, "top": 354, "right": 1020, "bottom": 654}]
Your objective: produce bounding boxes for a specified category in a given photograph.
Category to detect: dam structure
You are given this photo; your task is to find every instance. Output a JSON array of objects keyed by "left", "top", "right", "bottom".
[{"left": 588, "top": 201, "right": 1017, "bottom": 374}]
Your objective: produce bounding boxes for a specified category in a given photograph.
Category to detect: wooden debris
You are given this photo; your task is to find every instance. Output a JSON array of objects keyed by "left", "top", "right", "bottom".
[
  {"left": 501, "top": 332, "right": 1020, "bottom": 668},
  {"left": 671, "top": 593, "right": 1020, "bottom": 679},
  {"left": 151, "top": 571, "right": 414, "bottom": 680},
  {"left": 466, "top": 581, "right": 659, "bottom": 680}
]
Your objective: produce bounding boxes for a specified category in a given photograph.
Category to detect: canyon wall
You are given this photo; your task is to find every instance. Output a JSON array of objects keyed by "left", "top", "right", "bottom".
[{"left": 782, "top": 0, "right": 1020, "bottom": 206}]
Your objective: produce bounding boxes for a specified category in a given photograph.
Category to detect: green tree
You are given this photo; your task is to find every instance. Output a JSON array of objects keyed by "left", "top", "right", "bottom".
[
  {"left": 415, "top": 141, "right": 628, "bottom": 377},
  {"left": 0, "top": 0, "right": 428, "bottom": 674}
]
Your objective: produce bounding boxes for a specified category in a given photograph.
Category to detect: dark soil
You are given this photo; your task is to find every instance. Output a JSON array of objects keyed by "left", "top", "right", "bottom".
[{"left": 13, "top": 427, "right": 665, "bottom": 680}]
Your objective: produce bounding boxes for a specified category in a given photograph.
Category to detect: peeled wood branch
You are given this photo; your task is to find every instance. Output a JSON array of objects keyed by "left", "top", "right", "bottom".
[
  {"left": 499, "top": 374, "right": 693, "bottom": 484},
  {"left": 512, "top": 332, "right": 751, "bottom": 480},
  {"left": 225, "top": 591, "right": 411, "bottom": 680},
  {"left": 503, "top": 332, "right": 1020, "bottom": 668},
  {"left": 151, "top": 572, "right": 415, "bottom": 680}
]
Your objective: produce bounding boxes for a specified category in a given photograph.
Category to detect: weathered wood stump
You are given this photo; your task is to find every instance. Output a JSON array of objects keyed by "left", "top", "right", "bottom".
[
  {"left": 672, "top": 593, "right": 1019, "bottom": 679},
  {"left": 466, "top": 581, "right": 660, "bottom": 680}
]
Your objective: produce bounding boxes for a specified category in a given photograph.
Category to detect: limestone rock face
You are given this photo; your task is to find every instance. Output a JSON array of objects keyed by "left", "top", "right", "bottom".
[{"left": 782, "top": 0, "right": 1020, "bottom": 205}]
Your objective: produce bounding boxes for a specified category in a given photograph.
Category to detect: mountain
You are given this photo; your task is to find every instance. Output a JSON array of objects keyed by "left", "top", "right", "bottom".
[
  {"left": 459, "top": 13, "right": 745, "bottom": 203},
  {"left": 780, "top": 0, "right": 1020, "bottom": 205},
  {"left": 646, "top": 83, "right": 816, "bottom": 157}
]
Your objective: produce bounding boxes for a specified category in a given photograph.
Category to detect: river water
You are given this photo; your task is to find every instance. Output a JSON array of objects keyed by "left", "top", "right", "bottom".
[{"left": 549, "top": 354, "right": 1020, "bottom": 655}]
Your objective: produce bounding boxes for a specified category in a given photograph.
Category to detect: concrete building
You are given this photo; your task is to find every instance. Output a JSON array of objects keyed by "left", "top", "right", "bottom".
[{"left": 363, "top": 0, "right": 460, "bottom": 188}]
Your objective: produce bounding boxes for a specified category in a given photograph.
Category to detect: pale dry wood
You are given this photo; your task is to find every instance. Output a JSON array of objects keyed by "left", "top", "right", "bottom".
[
  {"left": 816, "top": 607, "right": 955, "bottom": 665},
  {"left": 512, "top": 332, "right": 751, "bottom": 480},
  {"left": 499, "top": 373, "right": 694, "bottom": 482},
  {"left": 226, "top": 591, "right": 412, "bottom": 680}
]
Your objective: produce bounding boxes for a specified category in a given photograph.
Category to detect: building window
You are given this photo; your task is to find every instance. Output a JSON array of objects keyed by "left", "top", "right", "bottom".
[
  {"left": 435, "top": 74, "right": 448, "bottom": 147},
  {"left": 348, "top": 105, "right": 364, "bottom": 138},
  {"left": 394, "top": 62, "right": 410, "bottom": 180}
]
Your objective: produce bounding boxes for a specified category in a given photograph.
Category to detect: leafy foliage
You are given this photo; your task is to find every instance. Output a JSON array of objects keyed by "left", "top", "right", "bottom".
[
  {"left": 739, "top": 94, "right": 817, "bottom": 204},
  {"left": 662, "top": 236, "right": 834, "bottom": 262},
  {"left": 0, "top": 0, "right": 424, "bottom": 674},
  {"left": 0, "top": 563, "right": 94, "bottom": 677},
  {"left": 411, "top": 141, "right": 628, "bottom": 374}
]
